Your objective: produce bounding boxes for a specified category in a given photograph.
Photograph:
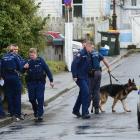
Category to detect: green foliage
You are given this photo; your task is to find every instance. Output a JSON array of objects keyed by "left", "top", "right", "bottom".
[
  {"left": 0, "top": 0, "right": 47, "bottom": 57},
  {"left": 47, "top": 61, "right": 66, "bottom": 74}
]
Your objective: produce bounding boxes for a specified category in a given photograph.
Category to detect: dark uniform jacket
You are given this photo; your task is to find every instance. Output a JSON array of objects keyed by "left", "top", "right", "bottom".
[
  {"left": 90, "top": 50, "right": 104, "bottom": 70},
  {"left": 1, "top": 52, "right": 22, "bottom": 78},
  {"left": 25, "top": 57, "right": 53, "bottom": 83},
  {"left": 71, "top": 48, "right": 91, "bottom": 79}
]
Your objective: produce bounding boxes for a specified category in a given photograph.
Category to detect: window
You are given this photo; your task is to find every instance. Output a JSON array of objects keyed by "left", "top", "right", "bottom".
[
  {"left": 73, "top": 0, "right": 82, "bottom": 3},
  {"left": 62, "top": 0, "right": 83, "bottom": 18},
  {"left": 73, "top": 0, "right": 82, "bottom": 17},
  {"left": 73, "top": 5, "right": 82, "bottom": 17},
  {"left": 62, "top": 5, "right": 65, "bottom": 17},
  {"left": 131, "top": 0, "right": 137, "bottom": 6},
  {"left": 120, "top": 0, "right": 125, "bottom": 6}
]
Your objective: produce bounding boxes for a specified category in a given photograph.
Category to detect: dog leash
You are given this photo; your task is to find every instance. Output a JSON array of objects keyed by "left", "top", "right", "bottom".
[
  {"left": 108, "top": 71, "right": 122, "bottom": 84},
  {"left": 110, "top": 73, "right": 119, "bottom": 82},
  {"left": 108, "top": 71, "right": 112, "bottom": 85}
]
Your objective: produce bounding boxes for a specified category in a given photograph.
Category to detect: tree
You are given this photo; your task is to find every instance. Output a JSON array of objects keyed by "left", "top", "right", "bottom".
[{"left": 0, "top": 0, "right": 46, "bottom": 57}]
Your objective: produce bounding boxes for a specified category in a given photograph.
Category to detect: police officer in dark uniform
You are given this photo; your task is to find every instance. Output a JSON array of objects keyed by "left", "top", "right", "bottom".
[
  {"left": 71, "top": 44, "right": 92, "bottom": 119},
  {"left": 1, "top": 46, "right": 23, "bottom": 121},
  {"left": 24, "top": 48, "right": 54, "bottom": 121},
  {"left": 12, "top": 45, "right": 25, "bottom": 66},
  {"left": 8, "top": 44, "right": 25, "bottom": 67},
  {"left": 88, "top": 43, "right": 110, "bottom": 114}
]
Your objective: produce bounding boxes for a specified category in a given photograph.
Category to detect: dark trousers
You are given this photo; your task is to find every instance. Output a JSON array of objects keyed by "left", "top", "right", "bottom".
[
  {"left": 27, "top": 82, "right": 45, "bottom": 117},
  {"left": 0, "top": 96, "right": 5, "bottom": 116},
  {"left": 4, "top": 76, "right": 22, "bottom": 117},
  {"left": 89, "top": 71, "right": 101, "bottom": 108},
  {"left": 73, "top": 79, "right": 90, "bottom": 116}
]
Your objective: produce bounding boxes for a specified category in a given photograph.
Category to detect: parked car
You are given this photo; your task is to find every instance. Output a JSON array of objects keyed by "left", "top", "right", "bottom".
[{"left": 72, "top": 41, "right": 83, "bottom": 56}]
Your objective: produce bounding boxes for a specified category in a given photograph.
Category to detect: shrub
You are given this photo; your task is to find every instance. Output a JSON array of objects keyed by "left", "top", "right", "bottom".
[
  {"left": 47, "top": 61, "right": 66, "bottom": 74},
  {"left": 0, "top": 0, "right": 47, "bottom": 58}
]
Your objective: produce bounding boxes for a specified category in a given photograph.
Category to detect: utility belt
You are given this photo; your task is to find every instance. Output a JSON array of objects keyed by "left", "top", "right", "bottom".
[
  {"left": 25, "top": 74, "right": 46, "bottom": 83},
  {"left": 88, "top": 67, "right": 102, "bottom": 77},
  {"left": 26, "top": 79, "right": 45, "bottom": 83},
  {"left": 5, "top": 69, "right": 15, "bottom": 72},
  {"left": 4, "top": 69, "right": 18, "bottom": 75}
]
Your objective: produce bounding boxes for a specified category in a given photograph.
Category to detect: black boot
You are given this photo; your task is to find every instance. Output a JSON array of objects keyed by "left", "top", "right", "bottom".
[
  {"left": 95, "top": 108, "right": 100, "bottom": 114},
  {"left": 37, "top": 116, "right": 43, "bottom": 122},
  {"left": 82, "top": 114, "right": 91, "bottom": 119},
  {"left": 72, "top": 111, "right": 81, "bottom": 118}
]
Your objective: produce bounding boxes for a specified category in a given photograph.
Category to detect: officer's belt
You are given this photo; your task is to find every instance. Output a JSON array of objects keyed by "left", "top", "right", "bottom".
[
  {"left": 4, "top": 69, "right": 15, "bottom": 72},
  {"left": 4, "top": 69, "right": 18, "bottom": 74},
  {"left": 88, "top": 68, "right": 102, "bottom": 77}
]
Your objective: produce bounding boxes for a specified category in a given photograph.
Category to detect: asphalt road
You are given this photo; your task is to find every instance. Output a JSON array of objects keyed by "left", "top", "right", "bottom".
[{"left": 0, "top": 53, "right": 140, "bottom": 140}]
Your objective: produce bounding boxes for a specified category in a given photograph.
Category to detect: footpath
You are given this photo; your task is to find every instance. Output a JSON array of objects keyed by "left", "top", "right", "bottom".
[{"left": 0, "top": 49, "right": 139, "bottom": 127}]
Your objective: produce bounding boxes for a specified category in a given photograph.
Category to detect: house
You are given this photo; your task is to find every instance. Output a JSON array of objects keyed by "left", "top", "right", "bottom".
[
  {"left": 114, "top": 0, "right": 140, "bottom": 29},
  {"left": 114, "top": 0, "right": 140, "bottom": 48},
  {"left": 36, "top": 0, "right": 110, "bottom": 19},
  {"left": 36, "top": 0, "right": 111, "bottom": 41}
]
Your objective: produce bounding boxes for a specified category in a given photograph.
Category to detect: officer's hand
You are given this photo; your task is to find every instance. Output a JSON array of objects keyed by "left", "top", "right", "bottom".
[
  {"left": 73, "top": 78, "right": 78, "bottom": 82},
  {"left": 50, "top": 82, "right": 54, "bottom": 88},
  {"left": 24, "top": 63, "right": 29, "bottom": 69}
]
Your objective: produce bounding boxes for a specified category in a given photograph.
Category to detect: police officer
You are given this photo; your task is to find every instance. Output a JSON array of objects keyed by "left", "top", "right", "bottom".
[
  {"left": 13, "top": 45, "right": 25, "bottom": 66},
  {"left": 88, "top": 42, "right": 110, "bottom": 114},
  {"left": 0, "top": 59, "right": 6, "bottom": 119},
  {"left": 71, "top": 43, "right": 92, "bottom": 119},
  {"left": 8, "top": 44, "right": 25, "bottom": 66},
  {"left": 1, "top": 45, "right": 23, "bottom": 121},
  {"left": 24, "top": 48, "right": 54, "bottom": 121}
]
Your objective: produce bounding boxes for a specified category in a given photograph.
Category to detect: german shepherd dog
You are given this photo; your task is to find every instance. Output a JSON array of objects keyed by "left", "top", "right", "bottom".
[{"left": 91, "top": 79, "right": 137, "bottom": 113}]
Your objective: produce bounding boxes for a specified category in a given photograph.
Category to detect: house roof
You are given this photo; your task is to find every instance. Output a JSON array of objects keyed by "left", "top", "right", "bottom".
[
  {"left": 43, "top": 31, "right": 64, "bottom": 46},
  {"left": 47, "top": 31, "right": 62, "bottom": 39}
]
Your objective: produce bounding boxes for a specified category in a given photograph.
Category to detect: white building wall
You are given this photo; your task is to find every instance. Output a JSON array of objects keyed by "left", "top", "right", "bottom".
[
  {"left": 84, "top": 0, "right": 101, "bottom": 17},
  {"left": 132, "top": 16, "right": 140, "bottom": 48},
  {"left": 36, "top": 0, "right": 110, "bottom": 18},
  {"left": 115, "top": 0, "right": 140, "bottom": 48},
  {"left": 84, "top": 0, "right": 110, "bottom": 17},
  {"left": 35, "top": 0, "right": 110, "bottom": 41},
  {"left": 124, "top": 0, "right": 140, "bottom": 7},
  {"left": 94, "top": 20, "right": 109, "bottom": 44},
  {"left": 117, "top": 0, "right": 140, "bottom": 29},
  {"left": 35, "top": 0, "right": 61, "bottom": 17}
]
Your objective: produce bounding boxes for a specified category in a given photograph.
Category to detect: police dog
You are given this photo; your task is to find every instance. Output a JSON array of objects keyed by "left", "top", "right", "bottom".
[{"left": 96, "top": 79, "right": 137, "bottom": 113}]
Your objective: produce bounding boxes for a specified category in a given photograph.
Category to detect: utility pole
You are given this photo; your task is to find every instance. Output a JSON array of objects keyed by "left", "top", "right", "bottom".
[
  {"left": 64, "top": 0, "right": 73, "bottom": 71},
  {"left": 112, "top": 0, "right": 117, "bottom": 30}
]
